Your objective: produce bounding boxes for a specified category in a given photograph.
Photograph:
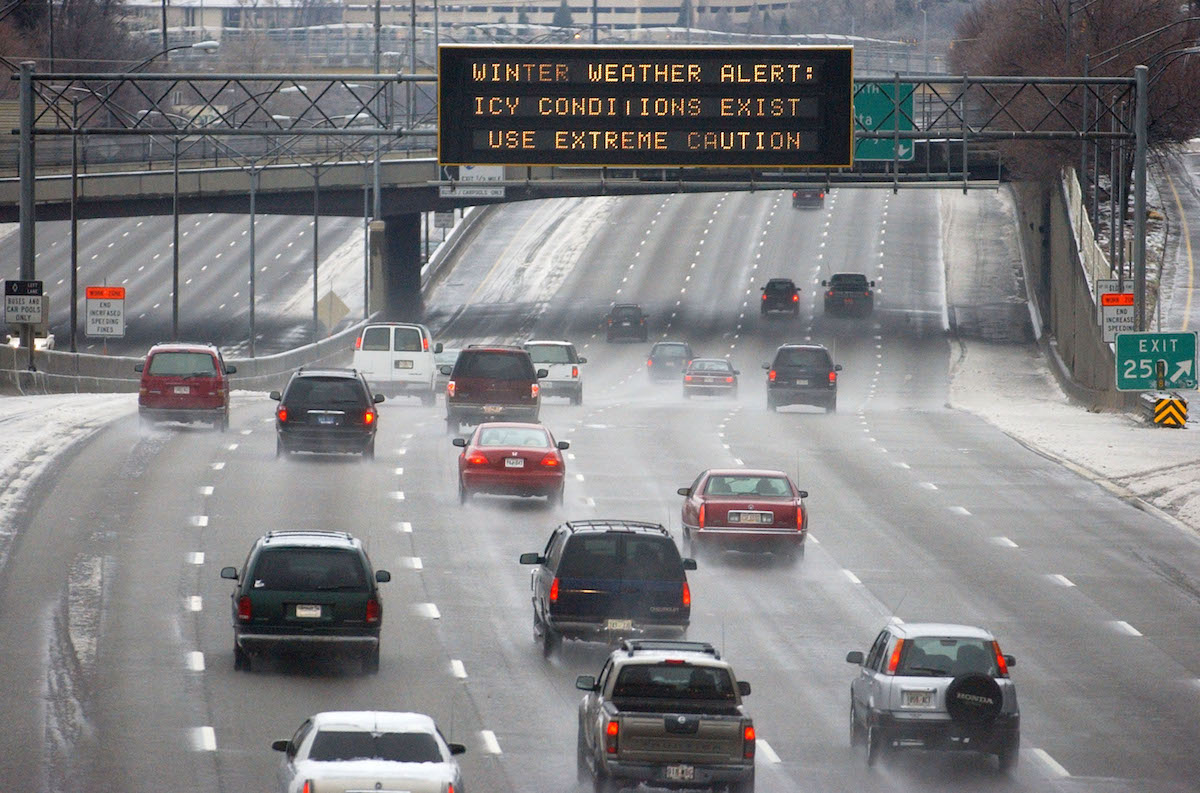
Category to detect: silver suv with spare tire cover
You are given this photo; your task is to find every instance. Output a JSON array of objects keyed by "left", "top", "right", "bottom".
[{"left": 845, "top": 622, "right": 1019, "bottom": 773}]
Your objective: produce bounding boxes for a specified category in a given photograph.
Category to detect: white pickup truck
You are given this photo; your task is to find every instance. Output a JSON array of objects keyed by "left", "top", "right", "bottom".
[{"left": 524, "top": 339, "right": 586, "bottom": 405}]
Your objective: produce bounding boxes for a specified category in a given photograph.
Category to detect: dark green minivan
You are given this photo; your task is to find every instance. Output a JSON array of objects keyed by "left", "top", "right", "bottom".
[{"left": 220, "top": 530, "right": 391, "bottom": 674}]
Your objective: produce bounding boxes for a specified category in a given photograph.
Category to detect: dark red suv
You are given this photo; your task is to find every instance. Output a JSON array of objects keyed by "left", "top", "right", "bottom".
[
  {"left": 135, "top": 342, "right": 235, "bottom": 431},
  {"left": 441, "top": 345, "right": 546, "bottom": 434}
]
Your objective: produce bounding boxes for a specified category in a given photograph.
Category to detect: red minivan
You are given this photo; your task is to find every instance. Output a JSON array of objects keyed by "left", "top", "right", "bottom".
[
  {"left": 442, "top": 345, "right": 546, "bottom": 434},
  {"left": 135, "top": 342, "right": 236, "bottom": 431}
]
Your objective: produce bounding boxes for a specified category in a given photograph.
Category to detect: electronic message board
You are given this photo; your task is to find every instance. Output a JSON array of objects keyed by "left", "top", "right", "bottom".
[{"left": 438, "top": 45, "right": 854, "bottom": 168}]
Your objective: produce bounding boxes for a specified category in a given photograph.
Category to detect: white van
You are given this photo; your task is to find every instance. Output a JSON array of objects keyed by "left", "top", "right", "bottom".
[
  {"left": 524, "top": 339, "right": 585, "bottom": 405},
  {"left": 352, "top": 322, "right": 442, "bottom": 404}
]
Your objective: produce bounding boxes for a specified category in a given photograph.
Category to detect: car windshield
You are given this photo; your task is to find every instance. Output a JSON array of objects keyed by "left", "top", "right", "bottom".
[
  {"left": 704, "top": 476, "right": 790, "bottom": 497},
  {"left": 456, "top": 353, "right": 533, "bottom": 380},
  {"left": 285, "top": 377, "right": 366, "bottom": 406},
  {"left": 476, "top": 427, "right": 550, "bottom": 448},
  {"left": 360, "top": 327, "right": 390, "bottom": 351},
  {"left": 774, "top": 348, "right": 830, "bottom": 369},
  {"left": 765, "top": 282, "right": 794, "bottom": 293},
  {"left": 612, "top": 307, "right": 641, "bottom": 319},
  {"left": 250, "top": 549, "right": 367, "bottom": 592},
  {"left": 653, "top": 345, "right": 688, "bottom": 359},
  {"left": 689, "top": 360, "right": 732, "bottom": 373},
  {"left": 148, "top": 352, "right": 216, "bottom": 377},
  {"left": 898, "top": 637, "right": 999, "bottom": 677},
  {"left": 831, "top": 274, "right": 869, "bottom": 289},
  {"left": 308, "top": 730, "right": 442, "bottom": 763},
  {"left": 612, "top": 664, "right": 735, "bottom": 701},
  {"left": 558, "top": 535, "right": 683, "bottom": 580},
  {"left": 525, "top": 344, "right": 576, "bottom": 364}
]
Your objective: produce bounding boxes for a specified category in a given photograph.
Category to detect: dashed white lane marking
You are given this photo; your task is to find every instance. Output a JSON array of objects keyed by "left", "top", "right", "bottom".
[
  {"left": 567, "top": 453, "right": 576, "bottom": 461},
  {"left": 188, "top": 552, "right": 205, "bottom": 565},
  {"left": 1031, "top": 748, "right": 1070, "bottom": 777},
  {"left": 843, "top": 569, "right": 862, "bottom": 585},
  {"left": 894, "top": 462, "right": 911, "bottom": 469},
  {"left": 396, "top": 448, "right": 407, "bottom": 455},
  {"left": 481, "top": 730, "right": 502, "bottom": 754},
  {"left": 585, "top": 497, "right": 597, "bottom": 507},
  {"left": 756, "top": 739, "right": 782, "bottom": 763},
  {"left": 405, "top": 557, "right": 424, "bottom": 570},
  {"left": 918, "top": 482, "right": 938, "bottom": 490},
  {"left": 419, "top": 603, "right": 441, "bottom": 619},
  {"left": 390, "top": 491, "right": 406, "bottom": 501},
  {"left": 575, "top": 473, "right": 585, "bottom": 482},
  {"left": 949, "top": 506, "right": 971, "bottom": 516},
  {"left": 239, "top": 428, "right": 252, "bottom": 436},
  {"left": 394, "top": 467, "right": 405, "bottom": 475},
  {"left": 187, "top": 651, "right": 205, "bottom": 671},
  {"left": 226, "top": 443, "right": 238, "bottom": 451},
  {"left": 991, "top": 537, "right": 1020, "bottom": 548},
  {"left": 734, "top": 458, "right": 744, "bottom": 466},
  {"left": 191, "top": 515, "right": 208, "bottom": 527},
  {"left": 395, "top": 521, "right": 413, "bottom": 533},
  {"left": 199, "top": 486, "right": 214, "bottom": 496},
  {"left": 210, "top": 462, "right": 225, "bottom": 470},
  {"left": 1111, "top": 620, "right": 1143, "bottom": 636},
  {"left": 451, "top": 659, "right": 468, "bottom": 679},
  {"left": 186, "top": 596, "right": 202, "bottom": 611},
  {"left": 807, "top": 535, "right": 819, "bottom": 545},
  {"left": 191, "top": 726, "right": 217, "bottom": 752},
  {"left": 1048, "top": 574, "right": 1075, "bottom": 587}
]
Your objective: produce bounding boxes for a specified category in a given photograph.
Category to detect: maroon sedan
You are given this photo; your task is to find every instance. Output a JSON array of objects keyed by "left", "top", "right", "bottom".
[
  {"left": 677, "top": 469, "right": 808, "bottom": 563},
  {"left": 452, "top": 422, "right": 569, "bottom": 506}
]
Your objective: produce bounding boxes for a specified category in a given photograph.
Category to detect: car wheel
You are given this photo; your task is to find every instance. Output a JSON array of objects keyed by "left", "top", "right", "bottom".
[
  {"left": 682, "top": 389, "right": 691, "bottom": 400},
  {"left": 996, "top": 731, "right": 1020, "bottom": 773},
  {"left": 421, "top": 389, "right": 436, "bottom": 407},
  {"left": 866, "top": 724, "right": 888, "bottom": 766},
  {"left": 572, "top": 387, "right": 583, "bottom": 406},
  {"left": 362, "top": 439, "right": 375, "bottom": 460},
  {"left": 541, "top": 625, "right": 561, "bottom": 658},
  {"left": 234, "top": 643, "right": 251, "bottom": 672},
  {"left": 825, "top": 399, "right": 837, "bottom": 414},
  {"left": 458, "top": 480, "right": 470, "bottom": 505},
  {"left": 445, "top": 416, "right": 458, "bottom": 435},
  {"left": 849, "top": 701, "right": 866, "bottom": 747},
  {"left": 216, "top": 413, "right": 229, "bottom": 432},
  {"left": 767, "top": 395, "right": 777, "bottom": 412},
  {"left": 577, "top": 724, "right": 590, "bottom": 783},
  {"left": 362, "top": 646, "right": 380, "bottom": 675},
  {"left": 275, "top": 437, "right": 286, "bottom": 459},
  {"left": 727, "top": 771, "right": 755, "bottom": 793},
  {"left": 548, "top": 485, "right": 564, "bottom": 507},
  {"left": 592, "top": 763, "right": 619, "bottom": 793}
]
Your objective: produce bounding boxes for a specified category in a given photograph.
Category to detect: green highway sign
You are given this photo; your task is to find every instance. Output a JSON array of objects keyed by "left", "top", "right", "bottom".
[
  {"left": 1115, "top": 331, "right": 1198, "bottom": 391},
  {"left": 854, "top": 82, "right": 914, "bottom": 162}
]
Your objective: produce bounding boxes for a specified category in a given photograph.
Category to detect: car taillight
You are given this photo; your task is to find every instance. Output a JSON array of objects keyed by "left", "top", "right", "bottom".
[
  {"left": 682, "top": 581, "right": 691, "bottom": 608},
  {"left": 447, "top": 380, "right": 456, "bottom": 397},
  {"left": 819, "top": 192, "right": 825, "bottom": 198},
  {"left": 768, "top": 369, "right": 776, "bottom": 382},
  {"left": 797, "top": 505, "right": 804, "bottom": 531},
  {"left": 826, "top": 290, "right": 834, "bottom": 297},
  {"left": 743, "top": 725, "right": 756, "bottom": 759},
  {"left": 276, "top": 407, "right": 288, "bottom": 423},
  {"left": 571, "top": 366, "right": 578, "bottom": 378},
  {"left": 865, "top": 291, "right": 871, "bottom": 297},
  {"left": 363, "top": 409, "right": 376, "bottom": 425},
  {"left": 698, "top": 504, "right": 706, "bottom": 528},
  {"left": 886, "top": 639, "right": 905, "bottom": 674},
  {"left": 761, "top": 294, "right": 768, "bottom": 301},
  {"left": 540, "top": 453, "right": 560, "bottom": 467},
  {"left": 447, "top": 784, "right": 455, "bottom": 793},
  {"left": 607, "top": 318, "right": 613, "bottom": 325},
  {"left": 467, "top": 453, "right": 489, "bottom": 466},
  {"left": 422, "top": 337, "right": 429, "bottom": 351},
  {"left": 647, "top": 359, "right": 653, "bottom": 367},
  {"left": 549, "top": 577, "right": 559, "bottom": 602},
  {"left": 792, "top": 190, "right": 798, "bottom": 198},
  {"left": 237, "top": 596, "right": 252, "bottom": 622},
  {"left": 828, "top": 370, "right": 837, "bottom": 384},
  {"left": 365, "top": 597, "right": 381, "bottom": 623},
  {"left": 531, "top": 383, "right": 539, "bottom": 399},
  {"left": 684, "top": 375, "right": 693, "bottom": 382},
  {"left": 605, "top": 720, "right": 619, "bottom": 754},
  {"left": 302, "top": 780, "right": 313, "bottom": 793},
  {"left": 993, "top": 641, "right": 1009, "bottom": 677},
  {"left": 724, "top": 376, "right": 734, "bottom": 383},
  {"left": 354, "top": 335, "right": 362, "bottom": 350},
  {"left": 792, "top": 293, "right": 799, "bottom": 302}
]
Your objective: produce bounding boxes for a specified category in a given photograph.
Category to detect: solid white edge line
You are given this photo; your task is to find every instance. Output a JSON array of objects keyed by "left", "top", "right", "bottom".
[
  {"left": 1031, "top": 748, "right": 1070, "bottom": 777},
  {"left": 481, "top": 729, "right": 502, "bottom": 754},
  {"left": 186, "top": 651, "right": 205, "bottom": 671},
  {"left": 755, "top": 738, "right": 781, "bottom": 763},
  {"left": 843, "top": 569, "right": 862, "bottom": 585},
  {"left": 421, "top": 603, "right": 441, "bottom": 620},
  {"left": 191, "top": 726, "right": 217, "bottom": 752},
  {"left": 451, "top": 659, "right": 467, "bottom": 679},
  {"left": 1112, "top": 620, "right": 1143, "bottom": 636}
]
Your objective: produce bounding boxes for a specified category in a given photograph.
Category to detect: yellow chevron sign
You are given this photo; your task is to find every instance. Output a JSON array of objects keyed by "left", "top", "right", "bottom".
[{"left": 1153, "top": 397, "right": 1188, "bottom": 427}]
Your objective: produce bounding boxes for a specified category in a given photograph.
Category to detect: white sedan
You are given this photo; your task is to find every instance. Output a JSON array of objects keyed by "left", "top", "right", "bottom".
[{"left": 273, "top": 711, "right": 466, "bottom": 793}]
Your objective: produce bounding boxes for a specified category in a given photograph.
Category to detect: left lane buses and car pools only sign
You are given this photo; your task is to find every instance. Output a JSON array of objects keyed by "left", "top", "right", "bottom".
[
  {"left": 4, "top": 279, "right": 44, "bottom": 325},
  {"left": 437, "top": 45, "right": 854, "bottom": 168},
  {"left": 85, "top": 286, "right": 125, "bottom": 338}
]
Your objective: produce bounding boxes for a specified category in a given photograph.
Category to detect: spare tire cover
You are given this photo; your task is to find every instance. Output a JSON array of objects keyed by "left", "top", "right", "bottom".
[{"left": 945, "top": 673, "right": 1003, "bottom": 726}]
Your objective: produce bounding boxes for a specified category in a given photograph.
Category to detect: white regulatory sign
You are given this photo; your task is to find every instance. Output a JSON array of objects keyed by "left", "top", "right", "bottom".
[
  {"left": 433, "top": 210, "right": 455, "bottom": 228},
  {"left": 85, "top": 286, "right": 126, "bottom": 338},
  {"left": 1095, "top": 279, "right": 1122, "bottom": 326},
  {"left": 1101, "top": 295, "right": 1136, "bottom": 343},
  {"left": 4, "top": 294, "right": 43, "bottom": 324},
  {"left": 438, "top": 185, "right": 505, "bottom": 198}
]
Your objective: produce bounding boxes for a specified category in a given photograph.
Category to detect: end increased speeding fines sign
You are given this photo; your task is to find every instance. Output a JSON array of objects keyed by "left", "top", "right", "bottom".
[
  {"left": 85, "top": 285, "right": 126, "bottom": 338},
  {"left": 437, "top": 45, "right": 853, "bottom": 168}
]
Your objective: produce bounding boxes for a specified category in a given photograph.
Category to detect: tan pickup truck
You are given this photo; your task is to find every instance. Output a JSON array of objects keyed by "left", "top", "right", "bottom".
[{"left": 575, "top": 640, "right": 756, "bottom": 793}]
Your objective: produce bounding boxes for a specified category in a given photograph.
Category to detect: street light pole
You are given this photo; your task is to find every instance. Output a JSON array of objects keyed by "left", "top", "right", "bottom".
[
  {"left": 1133, "top": 64, "right": 1148, "bottom": 331},
  {"left": 70, "top": 98, "right": 78, "bottom": 352},
  {"left": 172, "top": 136, "right": 180, "bottom": 340},
  {"left": 312, "top": 170, "right": 320, "bottom": 343},
  {"left": 161, "top": 0, "right": 169, "bottom": 61},
  {"left": 249, "top": 167, "right": 257, "bottom": 357}
]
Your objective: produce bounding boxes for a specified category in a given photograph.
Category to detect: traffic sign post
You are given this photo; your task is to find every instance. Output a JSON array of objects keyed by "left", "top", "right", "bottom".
[
  {"left": 1116, "top": 331, "right": 1198, "bottom": 391},
  {"left": 1100, "top": 292, "right": 1135, "bottom": 343},
  {"left": 85, "top": 286, "right": 126, "bottom": 338},
  {"left": 853, "top": 82, "right": 915, "bottom": 162}
]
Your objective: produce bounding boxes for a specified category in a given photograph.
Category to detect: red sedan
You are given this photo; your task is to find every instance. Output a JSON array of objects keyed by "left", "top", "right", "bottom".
[
  {"left": 452, "top": 422, "right": 569, "bottom": 506},
  {"left": 677, "top": 469, "right": 808, "bottom": 563}
]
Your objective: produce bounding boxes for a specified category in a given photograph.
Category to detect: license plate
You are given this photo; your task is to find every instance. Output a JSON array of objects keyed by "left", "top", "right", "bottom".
[
  {"left": 844, "top": 298, "right": 854, "bottom": 305},
  {"left": 295, "top": 604, "right": 322, "bottom": 619},
  {"left": 730, "top": 512, "right": 771, "bottom": 524},
  {"left": 903, "top": 689, "right": 935, "bottom": 708},
  {"left": 317, "top": 415, "right": 337, "bottom": 425},
  {"left": 173, "top": 385, "right": 190, "bottom": 394},
  {"left": 796, "top": 379, "right": 809, "bottom": 386},
  {"left": 504, "top": 457, "right": 525, "bottom": 468},
  {"left": 394, "top": 359, "right": 413, "bottom": 369},
  {"left": 482, "top": 405, "right": 503, "bottom": 414},
  {"left": 606, "top": 619, "right": 633, "bottom": 631},
  {"left": 621, "top": 321, "right": 631, "bottom": 326},
  {"left": 664, "top": 765, "right": 695, "bottom": 781}
]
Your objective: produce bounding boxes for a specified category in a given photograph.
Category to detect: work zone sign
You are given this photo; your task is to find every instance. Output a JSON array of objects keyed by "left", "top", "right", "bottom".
[{"left": 86, "top": 286, "right": 125, "bottom": 338}]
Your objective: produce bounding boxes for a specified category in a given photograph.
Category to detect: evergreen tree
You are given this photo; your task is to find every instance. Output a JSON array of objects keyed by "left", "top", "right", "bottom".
[
  {"left": 676, "top": 0, "right": 693, "bottom": 28},
  {"left": 552, "top": 0, "right": 574, "bottom": 27}
]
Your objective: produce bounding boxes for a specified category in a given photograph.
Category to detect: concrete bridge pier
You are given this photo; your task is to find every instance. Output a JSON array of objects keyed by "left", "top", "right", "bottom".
[{"left": 370, "top": 213, "right": 423, "bottom": 320}]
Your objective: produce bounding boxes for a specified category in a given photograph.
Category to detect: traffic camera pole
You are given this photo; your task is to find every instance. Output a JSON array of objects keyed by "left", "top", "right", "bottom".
[{"left": 1134, "top": 65, "right": 1147, "bottom": 331}]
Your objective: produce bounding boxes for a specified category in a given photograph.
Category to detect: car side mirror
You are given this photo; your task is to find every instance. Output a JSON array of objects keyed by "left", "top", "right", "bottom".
[
  {"left": 846, "top": 651, "right": 864, "bottom": 665},
  {"left": 557, "top": 441, "right": 570, "bottom": 450},
  {"left": 536, "top": 368, "right": 549, "bottom": 379},
  {"left": 434, "top": 342, "right": 444, "bottom": 354},
  {"left": 797, "top": 490, "right": 809, "bottom": 499},
  {"left": 452, "top": 437, "right": 467, "bottom": 447},
  {"left": 269, "top": 391, "right": 281, "bottom": 401},
  {"left": 732, "top": 369, "right": 740, "bottom": 375},
  {"left": 225, "top": 365, "right": 237, "bottom": 374},
  {"left": 682, "top": 558, "right": 697, "bottom": 571},
  {"left": 519, "top": 552, "right": 543, "bottom": 565},
  {"left": 373, "top": 394, "right": 385, "bottom": 403},
  {"left": 870, "top": 281, "right": 876, "bottom": 287},
  {"left": 761, "top": 363, "right": 770, "bottom": 370},
  {"left": 375, "top": 570, "right": 391, "bottom": 583},
  {"left": 271, "top": 739, "right": 290, "bottom": 753},
  {"left": 677, "top": 487, "right": 691, "bottom": 496},
  {"left": 439, "top": 365, "right": 453, "bottom": 376},
  {"left": 821, "top": 279, "right": 828, "bottom": 286},
  {"left": 737, "top": 681, "right": 752, "bottom": 697},
  {"left": 576, "top": 675, "right": 597, "bottom": 692},
  {"left": 834, "top": 364, "right": 843, "bottom": 372},
  {"left": 220, "top": 566, "right": 238, "bottom": 580},
  {"left": 1004, "top": 654, "right": 1016, "bottom": 668},
  {"left": 578, "top": 356, "right": 588, "bottom": 364},
  {"left": 134, "top": 362, "right": 144, "bottom": 373},
  {"left": 448, "top": 742, "right": 466, "bottom": 756}
]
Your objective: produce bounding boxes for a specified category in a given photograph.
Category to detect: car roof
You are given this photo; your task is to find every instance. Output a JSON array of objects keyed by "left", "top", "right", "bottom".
[
  {"left": 362, "top": 322, "right": 429, "bottom": 330},
  {"left": 147, "top": 342, "right": 220, "bottom": 354},
  {"left": 291, "top": 367, "right": 362, "bottom": 378},
  {"left": 309, "top": 711, "right": 438, "bottom": 733},
  {"left": 563, "top": 519, "right": 669, "bottom": 537},
  {"left": 766, "top": 278, "right": 796, "bottom": 284},
  {"left": 890, "top": 623, "right": 996, "bottom": 641},
  {"left": 611, "top": 303, "right": 642, "bottom": 310},
  {"left": 832, "top": 272, "right": 868, "bottom": 279},
  {"left": 258, "top": 530, "right": 361, "bottom": 550},
  {"left": 701, "top": 468, "right": 790, "bottom": 479},
  {"left": 462, "top": 345, "right": 527, "bottom": 353},
  {"left": 653, "top": 341, "right": 690, "bottom": 348},
  {"left": 610, "top": 641, "right": 730, "bottom": 668},
  {"left": 473, "top": 421, "right": 547, "bottom": 431},
  {"left": 525, "top": 339, "right": 575, "bottom": 347},
  {"left": 777, "top": 343, "right": 830, "bottom": 352},
  {"left": 688, "top": 357, "right": 732, "bottom": 365}
]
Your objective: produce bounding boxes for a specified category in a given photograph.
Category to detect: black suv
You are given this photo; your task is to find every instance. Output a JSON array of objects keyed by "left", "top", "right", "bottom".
[
  {"left": 519, "top": 520, "right": 697, "bottom": 657},
  {"left": 823, "top": 272, "right": 875, "bottom": 316},
  {"left": 442, "top": 345, "right": 547, "bottom": 433},
  {"left": 764, "top": 343, "right": 841, "bottom": 413},
  {"left": 792, "top": 187, "right": 826, "bottom": 209},
  {"left": 271, "top": 368, "right": 383, "bottom": 459},
  {"left": 220, "top": 530, "right": 392, "bottom": 674},
  {"left": 761, "top": 278, "right": 800, "bottom": 316},
  {"left": 646, "top": 340, "right": 693, "bottom": 382},
  {"left": 605, "top": 303, "right": 648, "bottom": 342}
]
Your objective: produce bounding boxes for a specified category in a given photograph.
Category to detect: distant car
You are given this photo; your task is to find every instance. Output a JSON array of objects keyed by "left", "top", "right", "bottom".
[
  {"left": 647, "top": 340, "right": 693, "bottom": 382},
  {"left": 682, "top": 358, "right": 739, "bottom": 399},
  {"left": 846, "top": 623, "right": 1020, "bottom": 772},
  {"left": 270, "top": 368, "right": 383, "bottom": 458},
  {"left": 678, "top": 469, "right": 808, "bottom": 563},
  {"left": 272, "top": 711, "right": 465, "bottom": 793},
  {"left": 134, "top": 341, "right": 236, "bottom": 431},
  {"left": 519, "top": 520, "right": 696, "bottom": 657},
  {"left": 760, "top": 278, "right": 800, "bottom": 316},
  {"left": 221, "top": 530, "right": 392, "bottom": 674},
  {"left": 525, "top": 339, "right": 586, "bottom": 405},
  {"left": 443, "top": 345, "right": 546, "bottom": 433},
  {"left": 764, "top": 343, "right": 841, "bottom": 413},
  {"left": 792, "top": 187, "right": 826, "bottom": 209},
  {"left": 452, "top": 421, "right": 569, "bottom": 506},
  {"left": 605, "top": 303, "right": 648, "bottom": 342},
  {"left": 351, "top": 322, "right": 442, "bottom": 405},
  {"left": 5, "top": 330, "right": 54, "bottom": 350},
  {"left": 433, "top": 347, "right": 460, "bottom": 392},
  {"left": 823, "top": 272, "right": 875, "bottom": 316}
]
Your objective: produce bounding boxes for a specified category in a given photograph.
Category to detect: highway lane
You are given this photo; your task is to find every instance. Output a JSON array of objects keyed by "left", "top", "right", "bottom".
[{"left": 2, "top": 188, "right": 1200, "bottom": 793}]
